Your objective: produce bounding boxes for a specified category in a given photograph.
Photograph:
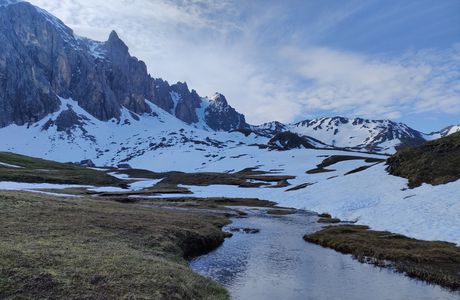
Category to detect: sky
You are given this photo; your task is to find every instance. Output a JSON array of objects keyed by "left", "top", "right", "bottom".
[{"left": 26, "top": 0, "right": 460, "bottom": 132}]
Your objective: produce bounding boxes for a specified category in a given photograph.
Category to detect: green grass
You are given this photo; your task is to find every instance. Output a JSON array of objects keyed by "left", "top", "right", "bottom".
[
  {"left": 0, "top": 191, "right": 230, "bottom": 299},
  {"left": 0, "top": 152, "right": 121, "bottom": 186},
  {"left": 386, "top": 132, "right": 460, "bottom": 187},
  {"left": 304, "top": 225, "right": 460, "bottom": 290}
]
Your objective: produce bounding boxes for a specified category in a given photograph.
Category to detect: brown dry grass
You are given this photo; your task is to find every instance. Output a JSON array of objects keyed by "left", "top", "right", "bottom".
[
  {"left": 0, "top": 191, "right": 230, "bottom": 299},
  {"left": 304, "top": 225, "right": 460, "bottom": 290}
]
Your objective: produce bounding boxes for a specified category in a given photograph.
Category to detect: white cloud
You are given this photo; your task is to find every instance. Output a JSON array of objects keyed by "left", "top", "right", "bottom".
[
  {"left": 25, "top": 0, "right": 460, "bottom": 125},
  {"left": 283, "top": 46, "right": 460, "bottom": 120},
  {"left": 27, "top": 0, "right": 302, "bottom": 123}
]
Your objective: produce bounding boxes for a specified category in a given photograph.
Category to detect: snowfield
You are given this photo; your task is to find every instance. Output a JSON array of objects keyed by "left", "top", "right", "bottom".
[
  {"left": 89, "top": 178, "right": 163, "bottom": 193},
  {"left": 0, "top": 181, "right": 91, "bottom": 191},
  {"left": 165, "top": 164, "right": 460, "bottom": 245},
  {"left": 128, "top": 148, "right": 460, "bottom": 245},
  {"left": 0, "top": 98, "right": 458, "bottom": 245}
]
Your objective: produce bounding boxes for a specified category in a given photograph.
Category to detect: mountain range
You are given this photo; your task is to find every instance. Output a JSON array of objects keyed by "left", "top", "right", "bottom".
[{"left": 0, "top": 1, "right": 459, "bottom": 164}]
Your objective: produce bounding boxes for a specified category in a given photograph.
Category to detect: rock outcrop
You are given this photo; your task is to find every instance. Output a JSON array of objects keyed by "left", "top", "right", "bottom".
[
  {"left": 268, "top": 131, "right": 315, "bottom": 150},
  {"left": 0, "top": 2, "right": 247, "bottom": 131},
  {"left": 205, "top": 93, "right": 248, "bottom": 131}
]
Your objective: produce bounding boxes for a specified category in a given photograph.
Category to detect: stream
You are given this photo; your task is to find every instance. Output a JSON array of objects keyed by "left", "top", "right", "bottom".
[{"left": 190, "top": 207, "right": 460, "bottom": 300}]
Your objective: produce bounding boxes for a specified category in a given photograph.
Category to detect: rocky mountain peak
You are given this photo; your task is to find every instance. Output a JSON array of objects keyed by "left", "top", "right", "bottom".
[
  {"left": 108, "top": 30, "right": 121, "bottom": 42},
  {"left": 0, "top": 2, "right": 249, "bottom": 131},
  {"left": 210, "top": 92, "right": 228, "bottom": 106},
  {"left": 106, "top": 30, "right": 129, "bottom": 58},
  {"left": 205, "top": 93, "right": 248, "bottom": 131}
]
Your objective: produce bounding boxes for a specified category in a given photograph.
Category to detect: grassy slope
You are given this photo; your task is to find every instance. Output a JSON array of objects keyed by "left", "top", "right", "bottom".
[
  {"left": 0, "top": 152, "right": 121, "bottom": 186},
  {"left": 305, "top": 225, "right": 460, "bottom": 290},
  {"left": 0, "top": 191, "right": 230, "bottom": 300},
  {"left": 386, "top": 132, "right": 460, "bottom": 187}
]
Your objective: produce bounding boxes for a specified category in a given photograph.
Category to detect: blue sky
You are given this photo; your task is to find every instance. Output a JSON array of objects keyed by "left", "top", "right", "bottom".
[{"left": 28, "top": 0, "right": 460, "bottom": 132}]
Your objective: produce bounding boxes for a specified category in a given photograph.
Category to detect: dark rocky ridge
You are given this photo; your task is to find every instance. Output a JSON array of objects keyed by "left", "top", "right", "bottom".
[
  {"left": 0, "top": 2, "right": 248, "bottom": 131},
  {"left": 205, "top": 93, "right": 248, "bottom": 131},
  {"left": 268, "top": 131, "right": 315, "bottom": 150}
]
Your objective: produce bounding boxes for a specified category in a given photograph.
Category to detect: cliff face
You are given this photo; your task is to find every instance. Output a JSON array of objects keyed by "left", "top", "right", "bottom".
[
  {"left": 0, "top": 2, "right": 248, "bottom": 131},
  {"left": 205, "top": 93, "right": 248, "bottom": 131}
]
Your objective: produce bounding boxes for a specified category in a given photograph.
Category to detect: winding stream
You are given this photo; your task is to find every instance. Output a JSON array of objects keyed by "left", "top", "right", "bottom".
[{"left": 191, "top": 208, "right": 460, "bottom": 300}]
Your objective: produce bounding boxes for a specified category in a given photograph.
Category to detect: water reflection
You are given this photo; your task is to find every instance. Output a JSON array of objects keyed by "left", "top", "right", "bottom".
[{"left": 191, "top": 208, "right": 460, "bottom": 300}]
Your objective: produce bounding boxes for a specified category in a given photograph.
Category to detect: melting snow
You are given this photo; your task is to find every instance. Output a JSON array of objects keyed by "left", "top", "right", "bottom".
[
  {"left": 0, "top": 97, "right": 458, "bottom": 245},
  {"left": 0, "top": 162, "right": 23, "bottom": 168},
  {"left": 0, "top": 181, "right": 91, "bottom": 190}
]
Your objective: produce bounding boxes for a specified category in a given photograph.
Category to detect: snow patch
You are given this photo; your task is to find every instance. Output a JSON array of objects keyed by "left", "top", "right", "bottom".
[
  {"left": 0, "top": 181, "right": 91, "bottom": 191},
  {"left": 25, "top": 189, "right": 82, "bottom": 198},
  {"left": 0, "top": 162, "right": 23, "bottom": 168}
]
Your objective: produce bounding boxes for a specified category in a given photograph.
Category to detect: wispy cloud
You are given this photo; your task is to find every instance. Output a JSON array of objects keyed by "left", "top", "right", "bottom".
[
  {"left": 283, "top": 45, "right": 460, "bottom": 120},
  {"left": 25, "top": 0, "right": 460, "bottom": 128}
]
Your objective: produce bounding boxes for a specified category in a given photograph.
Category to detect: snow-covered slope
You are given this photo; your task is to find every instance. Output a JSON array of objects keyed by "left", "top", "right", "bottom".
[
  {"left": 1, "top": 101, "right": 459, "bottom": 245},
  {"left": 0, "top": 97, "right": 263, "bottom": 168},
  {"left": 287, "top": 117, "right": 425, "bottom": 153},
  {"left": 0, "top": 0, "right": 459, "bottom": 247},
  {"left": 426, "top": 124, "right": 460, "bottom": 140},
  {"left": 2, "top": 99, "right": 459, "bottom": 245},
  {"left": 158, "top": 157, "right": 460, "bottom": 245}
]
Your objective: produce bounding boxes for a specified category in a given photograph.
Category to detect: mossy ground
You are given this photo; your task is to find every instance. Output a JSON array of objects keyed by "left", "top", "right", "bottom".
[
  {"left": 387, "top": 132, "right": 460, "bottom": 187},
  {"left": 304, "top": 225, "right": 460, "bottom": 290},
  {"left": 0, "top": 191, "right": 230, "bottom": 300},
  {"left": 0, "top": 152, "right": 121, "bottom": 186},
  {"left": 266, "top": 209, "right": 297, "bottom": 215}
]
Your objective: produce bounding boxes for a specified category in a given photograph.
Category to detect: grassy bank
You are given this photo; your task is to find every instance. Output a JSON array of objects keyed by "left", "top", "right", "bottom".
[
  {"left": 0, "top": 152, "right": 121, "bottom": 186},
  {"left": 0, "top": 191, "right": 230, "bottom": 299},
  {"left": 386, "top": 132, "right": 460, "bottom": 187},
  {"left": 304, "top": 225, "right": 460, "bottom": 290}
]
